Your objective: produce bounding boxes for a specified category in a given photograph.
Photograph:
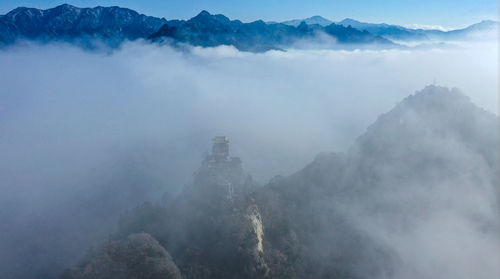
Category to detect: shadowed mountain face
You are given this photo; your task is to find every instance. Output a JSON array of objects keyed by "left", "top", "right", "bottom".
[
  {"left": 149, "top": 11, "right": 394, "bottom": 52},
  {"left": 64, "top": 85, "right": 499, "bottom": 279},
  {"left": 0, "top": 4, "right": 167, "bottom": 47},
  {"left": 0, "top": 5, "right": 394, "bottom": 51},
  {"left": 0, "top": 4, "right": 496, "bottom": 51}
]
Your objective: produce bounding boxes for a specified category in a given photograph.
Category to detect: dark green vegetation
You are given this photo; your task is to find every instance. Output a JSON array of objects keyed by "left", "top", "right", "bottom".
[{"left": 63, "top": 86, "right": 499, "bottom": 278}]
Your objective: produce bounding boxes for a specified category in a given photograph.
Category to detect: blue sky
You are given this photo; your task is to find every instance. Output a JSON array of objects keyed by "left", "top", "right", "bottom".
[{"left": 0, "top": 0, "right": 497, "bottom": 28}]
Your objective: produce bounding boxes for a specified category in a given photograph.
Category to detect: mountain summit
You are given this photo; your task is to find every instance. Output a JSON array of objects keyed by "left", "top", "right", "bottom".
[
  {"left": 62, "top": 85, "right": 499, "bottom": 279},
  {"left": 282, "top": 15, "right": 333, "bottom": 27}
]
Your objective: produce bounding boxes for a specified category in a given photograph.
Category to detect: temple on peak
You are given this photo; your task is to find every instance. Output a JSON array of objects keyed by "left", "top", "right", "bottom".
[
  {"left": 206, "top": 136, "right": 241, "bottom": 167},
  {"left": 212, "top": 136, "right": 230, "bottom": 159}
]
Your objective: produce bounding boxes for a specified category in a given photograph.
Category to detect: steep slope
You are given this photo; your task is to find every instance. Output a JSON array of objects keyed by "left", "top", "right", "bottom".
[
  {"left": 286, "top": 85, "right": 499, "bottom": 278},
  {"left": 112, "top": 138, "right": 263, "bottom": 279},
  {"left": 291, "top": 85, "right": 498, "bottom": 227},
  {"left": 0, "top": 20, "right": 17, "bottom": 44},
  {"left": 64, "top": 85, "right": 499, "bottom": 279},
  {"left": 350, "top": 85, "right": 498, "bottom": 195}
]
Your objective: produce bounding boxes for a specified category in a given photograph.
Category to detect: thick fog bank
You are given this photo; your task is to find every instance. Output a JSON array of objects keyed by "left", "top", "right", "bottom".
[
  {"left": 0, "top": 41, "right": 497, "bottom": 278},
  {"left": 2, "top": 41, "right": 497, "bottom": 180}
]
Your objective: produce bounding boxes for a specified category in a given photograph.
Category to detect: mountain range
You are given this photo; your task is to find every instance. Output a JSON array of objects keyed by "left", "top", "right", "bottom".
[
  {"left": 149, "top": 10, "right": 393, "bottom": 52},
  {"left": 281, "top": 15, "right": 334, "bottom": 27},
  {"left": 0, "top": 4, "right": 166, "bottom": 48},
  {"left": 335, "top": 18, "right": 498, "bottom": 41},
  {"left": 61, "top": 85, "right": 499, "bottom": 279},
  {"left": 0, "top": 4, "right": 496, "bottom": 51},
  {"left": 282, "top": 15, "right": 498, "bottom": 41}
]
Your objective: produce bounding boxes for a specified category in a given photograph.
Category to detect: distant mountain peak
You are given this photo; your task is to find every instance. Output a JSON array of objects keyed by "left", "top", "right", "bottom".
[
  {"left": 297, "top": 21, "right": 308, "bottom": 27},
  {"left": 467, "top": 19, "right": 498, "bottom": 29},
  {"left": 406, "top": 85, "right": 470, "bottom": 105},
  {"left": 480, "top": 19, "right": 496, "bottom": 23},
  {"left": 375, "top": 85, "right": 474, "bottom": 119},
  {"left": 53, "top": 3, "right": 76, "bottom": 9},
  {"left": 5, "top": 6, "right": 38, "bottom": 15},
  {"left": 196, "top": 10, "right": 211, "bottom": 17},
  {"left": 338, "top": 18, "right": 392, "bottom": 28},
  {"left": 352, "top": 84, "right": 497, "bottom": 171},
  {"left": 339, "top": 18, "right": 361, "bottom": 24},
  {"left": 189, "top": 10, "right": 232, "bottom": 24},
  {"left": 282, "top": 15, "right": 333, "bottom": 27}
]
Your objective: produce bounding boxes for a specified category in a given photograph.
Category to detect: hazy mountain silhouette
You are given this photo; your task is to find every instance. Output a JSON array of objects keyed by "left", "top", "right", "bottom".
[
  {"left": 281, "top": 16, "right": 333, "bottom": 27},
  {"left": 63, "top": 85, "right": 499, "bottom": 279},
  {"left": 336, "top": 18, "right": 498, "bottom": 41}
]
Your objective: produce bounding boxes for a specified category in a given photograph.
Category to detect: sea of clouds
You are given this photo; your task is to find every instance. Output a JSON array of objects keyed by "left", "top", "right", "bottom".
[{"left": 0, "top": 40, "right": 497, "bottom": 278}]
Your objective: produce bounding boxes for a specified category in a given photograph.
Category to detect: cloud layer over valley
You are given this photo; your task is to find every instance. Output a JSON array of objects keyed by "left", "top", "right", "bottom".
[{"left": 0, "top": 41, "right": 497, "bottom": 278}]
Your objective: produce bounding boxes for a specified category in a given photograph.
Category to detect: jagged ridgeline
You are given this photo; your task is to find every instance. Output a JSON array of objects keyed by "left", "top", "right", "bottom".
[
  {"left": 62, "top": 86, "right": 499, "bottom": 279},
  {"left": 0, "top": 4, "right": 393, "bottom": 51},
  {"left": 1, "top": 4, "right": 497, "bottom": 51}
]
